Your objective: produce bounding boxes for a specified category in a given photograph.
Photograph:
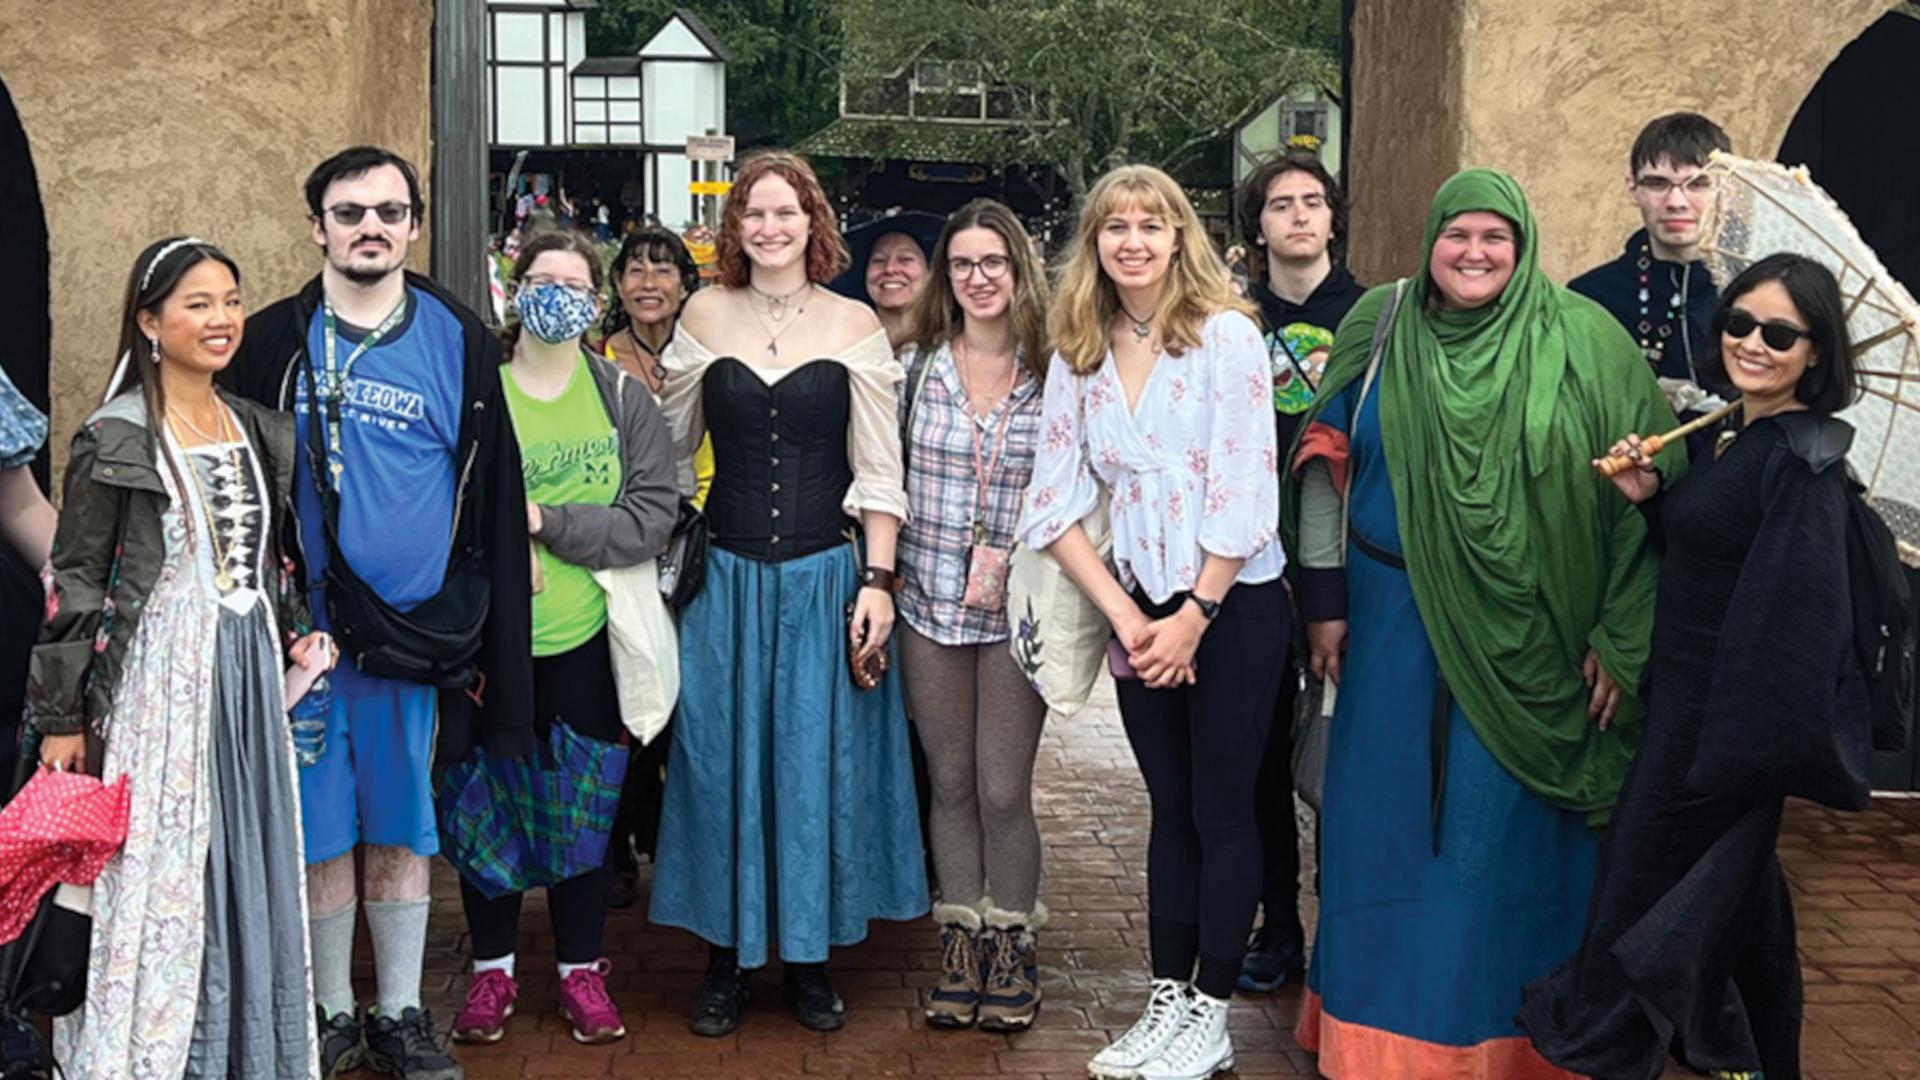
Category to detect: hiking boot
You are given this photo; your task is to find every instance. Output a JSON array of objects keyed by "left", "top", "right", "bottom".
[
  {"left": 364, "top": 1006, "right": 462, "bottom": 1080},
  {"left": 558, "top": 958, "right": 628, "bottom": 1044},
  {"left": 451, "top": 969, "right": 518, "bottom": 1044},
  {"left": 782, "top": 963, "right": 845, "bottom": 1032},
  {"left": 1137, "top": 990, "right": 1234, "bottom": 1080},
  {"left": 688, "top": 947, "right": 751, "bottom": 1037},
  {"left": 1236, "top": 920, "right": 1306, "bottom": 993},
  {"left": 977, "top": 907, "right": 1044, "bottom": 1032},
  {"left": 1087, "top": 978, "right": 1191, "bottom": 1080},
  {"left": 923, "top": 903, "right": 984, "bottom": 1029},
  {"left": 317, "top": 1007, "right": 366, "bottom": 1079}
]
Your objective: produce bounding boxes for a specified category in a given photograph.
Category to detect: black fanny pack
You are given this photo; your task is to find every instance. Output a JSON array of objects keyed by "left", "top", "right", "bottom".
[{"left": 302, "top": 354, "right": 488, "bottom": 689}]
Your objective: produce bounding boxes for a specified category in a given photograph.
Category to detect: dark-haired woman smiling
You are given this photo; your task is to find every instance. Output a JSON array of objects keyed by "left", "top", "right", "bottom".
[{"left": 1522, "top": 253, "right": 1869, "bottom": 1080}]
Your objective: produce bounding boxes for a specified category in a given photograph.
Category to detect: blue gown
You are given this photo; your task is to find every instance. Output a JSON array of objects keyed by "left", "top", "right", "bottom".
[{"left": 1300, "top": 375, "right": 1594, "bottom": 1077}]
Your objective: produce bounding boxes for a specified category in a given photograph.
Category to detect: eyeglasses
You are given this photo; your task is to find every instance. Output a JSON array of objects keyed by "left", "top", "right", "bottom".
[
  {"left": 321, "top": 202, "right": 412, "bottom": 226},
  {"left": 1724, "top": 308, "right": 1812, "bottom": 352},
  {"left": 948, "top": 255, "right": 1011, "bottom": 281},
  {"left": 1633, "top": 174, "right": 1715, "bottom": 197}
]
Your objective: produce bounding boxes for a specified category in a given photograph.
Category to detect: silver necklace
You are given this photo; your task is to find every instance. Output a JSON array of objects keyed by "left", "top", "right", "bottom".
[
  {"left": 749, "top": 279, "right": 812, "bottom": 322},
  {"left": 748, "top": 284, "right": 814, "bottom": 357},
  {"left": 1117, "top": 301, "right": 1155, "bottom": 343}
]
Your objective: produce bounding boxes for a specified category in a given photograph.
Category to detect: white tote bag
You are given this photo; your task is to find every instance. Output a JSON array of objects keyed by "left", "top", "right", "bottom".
[{"left": 593, "top": 560, "right": 679, "bottom": 746}]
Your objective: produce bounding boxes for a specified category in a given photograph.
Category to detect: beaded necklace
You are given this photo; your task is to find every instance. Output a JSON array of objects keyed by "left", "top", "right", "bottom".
[{"left": 1633, "top": 235, "right": 1684, "bottom": 368}]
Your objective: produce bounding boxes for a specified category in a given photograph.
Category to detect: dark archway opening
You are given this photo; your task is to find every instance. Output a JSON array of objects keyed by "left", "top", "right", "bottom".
[
  {"left": 1778, "top": 8, "right": 1920, "bottom": 294},
  {"left": 0, "top": 72, "right": 53, "bottom": 784}
]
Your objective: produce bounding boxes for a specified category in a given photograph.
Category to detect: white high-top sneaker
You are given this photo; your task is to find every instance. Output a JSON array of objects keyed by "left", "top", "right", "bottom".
[
  {"left": 1086, "top": 978, "right": 1191, "bottom": 1079},
  {"left": 1136, "top": 989, "right": 1233, "bottom": 1080}
]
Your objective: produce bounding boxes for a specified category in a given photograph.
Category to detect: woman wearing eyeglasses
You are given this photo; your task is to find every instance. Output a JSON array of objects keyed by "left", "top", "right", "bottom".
[
  {"left": 892, "top": 199, "right": 1052, "bottom": 1033},
  {"left": 1521, "top": 253, "right": 1868, "bottom": 1080}
]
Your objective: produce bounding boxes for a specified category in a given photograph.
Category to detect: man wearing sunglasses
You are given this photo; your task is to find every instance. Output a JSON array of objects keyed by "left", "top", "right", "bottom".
[
  {"left": 1570, "top": 112, "right": 1732, "bottom": 388},
  {"left": 228, "top": 146, "right": 535, "bottom": 1080}
]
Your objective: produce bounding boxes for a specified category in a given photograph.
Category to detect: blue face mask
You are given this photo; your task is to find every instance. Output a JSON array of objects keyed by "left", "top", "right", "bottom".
[{"left": 514, "top": 281, "right": 598, "bottom": 344}]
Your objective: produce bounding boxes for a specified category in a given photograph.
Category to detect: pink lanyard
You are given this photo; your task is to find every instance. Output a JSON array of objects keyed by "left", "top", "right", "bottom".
[{"left": 962, "top": 357, "right": 1019, "bottom": 545}]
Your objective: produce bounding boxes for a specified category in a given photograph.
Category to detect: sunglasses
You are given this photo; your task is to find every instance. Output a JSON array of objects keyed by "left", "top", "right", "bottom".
[
  {"left": 1724, "top": 308, "right": 1813, "bottom": 352},
  {"left": 321, "top": 202, "right": 412, "bottom": 227}
]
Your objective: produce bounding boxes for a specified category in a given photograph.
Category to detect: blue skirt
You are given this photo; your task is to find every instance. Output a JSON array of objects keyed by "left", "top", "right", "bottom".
[{"left": 650, "top": 543, "right": 930, "bottom": 967}]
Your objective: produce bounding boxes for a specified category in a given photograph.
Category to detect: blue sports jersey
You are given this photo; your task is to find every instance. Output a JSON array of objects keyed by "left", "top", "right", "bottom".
[{"left": 293, "top": 287, "right": 465, "bottom": 614}]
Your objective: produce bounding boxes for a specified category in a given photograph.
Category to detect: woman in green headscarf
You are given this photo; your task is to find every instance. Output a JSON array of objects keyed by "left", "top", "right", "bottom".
[{"left": 1281, "top": 169, "right": 1681, "bottom": 1077}]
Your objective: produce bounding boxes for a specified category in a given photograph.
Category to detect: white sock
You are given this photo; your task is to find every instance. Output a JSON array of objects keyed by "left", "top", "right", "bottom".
[
  {"left": 309, "top": 899, "right": 358, "bottom": 1019},
  {"left": 365, "top": 897, "right": 431, "bottom": 1015},
  {"left": 558, "top": 960, "right": 596, "bottom": 979},
  {"left": 474, "top": 953, "right": 515, "bottom": 978}
]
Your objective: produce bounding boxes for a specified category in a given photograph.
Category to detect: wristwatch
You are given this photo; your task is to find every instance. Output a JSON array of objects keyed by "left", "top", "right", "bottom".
[
  {"left": 860, "top": 566, "right": 902, "bottom": 593},
  {"left": 1187, "top": 594, "right": 1222, "bottom": 622}
]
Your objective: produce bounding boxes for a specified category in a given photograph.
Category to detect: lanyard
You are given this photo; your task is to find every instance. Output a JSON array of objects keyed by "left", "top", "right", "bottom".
[
  {"left": 318, "top": 298, "right": 407, "bottom": 484},
  {"left": 960, "top": 351, "right": 1020, "bottom": 545}
]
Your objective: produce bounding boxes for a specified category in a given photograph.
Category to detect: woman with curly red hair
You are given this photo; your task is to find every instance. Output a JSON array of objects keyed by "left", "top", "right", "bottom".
[{"left": 649, "top": 150, "right": 930, "bottom": 1036}]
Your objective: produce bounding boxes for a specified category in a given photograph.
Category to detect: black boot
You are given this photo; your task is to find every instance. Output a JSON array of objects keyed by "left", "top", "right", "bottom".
[
  {"left": 688, "top": 946, "right": 751, "bottom": 1037},
  {"left": 783, "top": 962, "right": 845, "bottom": 1032}
]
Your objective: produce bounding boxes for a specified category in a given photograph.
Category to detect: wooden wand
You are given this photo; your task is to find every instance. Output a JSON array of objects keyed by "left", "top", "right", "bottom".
[{"left": 1595, "top": 399, "right": 1741, "bottom": 478}]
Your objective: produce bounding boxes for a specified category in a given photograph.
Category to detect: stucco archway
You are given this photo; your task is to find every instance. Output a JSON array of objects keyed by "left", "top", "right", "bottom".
[{"left": 1344, "top": 0, "right": 1902, "bottom": 284}]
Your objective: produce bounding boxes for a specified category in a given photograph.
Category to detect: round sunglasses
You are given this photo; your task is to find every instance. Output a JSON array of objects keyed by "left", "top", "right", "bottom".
[{"left": 1724, "top": 308, "right": 1812, "bottom": 352}]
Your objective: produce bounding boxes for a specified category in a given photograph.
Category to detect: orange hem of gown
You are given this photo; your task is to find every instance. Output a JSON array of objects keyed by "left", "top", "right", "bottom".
[{"left": 1298, "top": 988, "right": 1585, "bottom": 1080}]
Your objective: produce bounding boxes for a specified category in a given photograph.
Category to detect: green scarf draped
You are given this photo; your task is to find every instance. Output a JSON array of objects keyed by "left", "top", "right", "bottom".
[{"left": 1284, "top": 168, "right": 1684, "bottom": 820}]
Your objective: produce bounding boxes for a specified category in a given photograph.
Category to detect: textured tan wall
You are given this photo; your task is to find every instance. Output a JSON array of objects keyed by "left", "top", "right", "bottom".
[
  {"left": 1349, "top": 0, "right": 1898, "bottom": 284},
  {"left": 0, "top": 0, "right": 433, "bottom": 478}
]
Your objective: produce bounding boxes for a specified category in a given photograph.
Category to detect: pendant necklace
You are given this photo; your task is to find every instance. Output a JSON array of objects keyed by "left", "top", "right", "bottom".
[
  {"left": 749, "top": 283, "right": 814, "bottom": 358},
  {"left": 1117, "top": 300, "right": 1156, "bottom": 343},
  {"left": 626, "top": 322, "right": 671, "bottom": 386},
  {"left": 750, "top": 279, "right": 811, "bottom": 322}
]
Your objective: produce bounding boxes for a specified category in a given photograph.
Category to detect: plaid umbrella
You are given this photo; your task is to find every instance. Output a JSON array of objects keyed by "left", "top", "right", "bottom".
[
  {"left": 437, "top": 723, "right": 629, "bottom": 899},
  {"left": 0, "top": 769, "right": 130, "bottom": 947}
]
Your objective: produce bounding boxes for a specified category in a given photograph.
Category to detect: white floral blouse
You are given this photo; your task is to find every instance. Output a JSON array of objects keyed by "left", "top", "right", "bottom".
[{"left": 1017, "top": 309, "right": 1284, "bottom": 605}]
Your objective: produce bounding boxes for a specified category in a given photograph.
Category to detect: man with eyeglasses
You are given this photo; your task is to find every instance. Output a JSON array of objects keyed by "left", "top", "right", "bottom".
[
  {"left": 229, "top": 146, "right": 535, "bottom": 1080},
  {"left": 1570, "top": 113, "right": 1732, "bottom": 385}
]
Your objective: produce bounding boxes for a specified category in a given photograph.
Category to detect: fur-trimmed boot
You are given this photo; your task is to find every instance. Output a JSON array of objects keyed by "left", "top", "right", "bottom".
[
  {"left": 924, "top": 899, "right": 988, "bottom": 1028},
  {"left": 977, "top": 902, "right": 1046, "bottom": 1031}
]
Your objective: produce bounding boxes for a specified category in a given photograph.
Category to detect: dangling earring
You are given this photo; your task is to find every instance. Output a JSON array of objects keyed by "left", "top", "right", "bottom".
[{"left": 148, "top": 337, "right": 160, "bottom": 365}]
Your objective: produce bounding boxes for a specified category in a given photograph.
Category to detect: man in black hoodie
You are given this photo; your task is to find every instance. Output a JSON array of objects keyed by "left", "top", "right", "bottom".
[
  {"left": 1234, "top": 149, "right": 1366, "bottom": 993},
  {"left": 229, "top": 146, "right": 533, "bottom": 1080},
  {"left": 1569, "top": 113, "right": 1730, "bottom": 387}
]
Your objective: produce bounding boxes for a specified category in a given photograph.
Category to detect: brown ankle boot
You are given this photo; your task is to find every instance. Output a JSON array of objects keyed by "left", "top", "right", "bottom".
[
  {"left": 924, "top": 901, "right": 985, "bottom": 1029},
  {"left": 977, "top": 904, "right": 1046, "bottom": 1032}
]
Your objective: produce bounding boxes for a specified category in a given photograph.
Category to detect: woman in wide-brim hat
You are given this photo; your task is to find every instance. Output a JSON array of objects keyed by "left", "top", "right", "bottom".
[{"left": 830, "top": 210, "right": 944, "bottom": 348}]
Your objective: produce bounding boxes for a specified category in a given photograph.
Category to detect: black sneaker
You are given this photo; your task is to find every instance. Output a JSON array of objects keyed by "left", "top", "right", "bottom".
[
  {"left": 317, "top": 1008, "right": 366, "bottom": 1080},
  {"left": 1237, "top": 923, "right": 1306, "bottom": 993},
  {"left": 0, "top": 1009, "right": 55, "bottom": 1080},
  {"left": 783, "top": 964, "right": 845, "bottom": 1032},
  {"left": 688, "top": 948, "right": 751, "bottom": 1037},
  {"left": 363, "top": 1006, "right": 462, "bottom": 1080}
]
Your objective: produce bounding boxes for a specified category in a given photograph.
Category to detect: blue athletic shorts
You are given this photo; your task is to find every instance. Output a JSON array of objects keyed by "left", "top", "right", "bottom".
[{"left": 297, "top": 657, "right": 440, "bottom": 865}]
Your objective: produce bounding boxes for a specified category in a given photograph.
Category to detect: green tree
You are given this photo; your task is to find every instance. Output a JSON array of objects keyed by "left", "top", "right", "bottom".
[
  {"left": 587, "top": 0, "right": 845, "bottom": 145},
  {"left": 836, "top": 0, "right": 1339, "bottom": 197}
]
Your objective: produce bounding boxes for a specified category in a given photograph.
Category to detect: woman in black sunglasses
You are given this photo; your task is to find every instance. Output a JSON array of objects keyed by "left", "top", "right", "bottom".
[{"left": 1521, "top": 252, "right": 1865, "bottom": 1079}]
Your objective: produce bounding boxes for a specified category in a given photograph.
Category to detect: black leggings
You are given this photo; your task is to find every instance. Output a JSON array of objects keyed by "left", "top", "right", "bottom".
[
  {"left": 1116, "top": 580, "right": 1288, "bottom": 1000},
  {"left": 461, "top": 630, "right": 626, "bottom": 965}
]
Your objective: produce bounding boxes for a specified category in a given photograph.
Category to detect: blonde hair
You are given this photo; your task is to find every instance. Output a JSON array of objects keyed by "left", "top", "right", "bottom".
[
  {"left": 1049, "top": 164, "right": 1254, "bottom": 374},
  {"left": 903, "top": 199, "right": 1051, "bottom": 379}
]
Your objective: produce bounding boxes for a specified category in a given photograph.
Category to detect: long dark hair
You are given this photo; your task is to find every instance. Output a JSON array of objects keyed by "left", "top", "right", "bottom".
[
  {"left": 603, "top": 226, "right": 699, "bottom": 339},
  {"left": 112, "top": 236, "right": 244, "bottom": 544},
  {"left": 1707, "top": 253, "right": 1859, "bottom": 415}
]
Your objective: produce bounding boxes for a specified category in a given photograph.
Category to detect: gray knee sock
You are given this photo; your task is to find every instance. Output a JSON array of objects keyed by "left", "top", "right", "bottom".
[
  {"left": 364, "top": 897, "right": 431, "bottom": 1015},
  {"left": 310, "top": 898, "right": 358, "bottom": 1019}
]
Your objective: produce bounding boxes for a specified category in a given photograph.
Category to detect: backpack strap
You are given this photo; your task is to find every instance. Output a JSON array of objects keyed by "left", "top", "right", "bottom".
[{"left": 1759, "top": 411, "right": 1856, "bottom": 508}]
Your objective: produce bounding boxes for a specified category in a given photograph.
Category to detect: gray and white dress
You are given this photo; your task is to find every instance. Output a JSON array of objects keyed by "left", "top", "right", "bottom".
[{"left": 54, "top": 423, "right": 317, "bottom": 1079}]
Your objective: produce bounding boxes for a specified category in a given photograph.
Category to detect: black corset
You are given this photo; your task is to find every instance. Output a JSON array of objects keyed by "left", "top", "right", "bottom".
[{"left": 702, "top": 358, "right": 858, "bottom": 562}]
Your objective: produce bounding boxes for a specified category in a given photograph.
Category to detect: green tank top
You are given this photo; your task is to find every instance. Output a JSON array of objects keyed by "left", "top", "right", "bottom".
[{"left": 502, "top": 354, "right": 620, "bottom": 656}]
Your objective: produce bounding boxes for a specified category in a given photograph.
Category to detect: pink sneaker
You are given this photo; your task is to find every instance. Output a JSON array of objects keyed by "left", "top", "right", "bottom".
[
  {"left": 452, "top": 968, "right": 519, "bottom": 1043},
  {"left": 559, "top": 958, "right": 628, "bottom": 1044}
]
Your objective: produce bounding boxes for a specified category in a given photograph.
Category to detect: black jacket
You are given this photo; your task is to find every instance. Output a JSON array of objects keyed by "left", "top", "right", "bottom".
[
  {"left": 1569, "top": 229, "right": 1719, "bottom": 384},
  {"left": 226, "top": 271, "right": 534, "bottom": 764}
]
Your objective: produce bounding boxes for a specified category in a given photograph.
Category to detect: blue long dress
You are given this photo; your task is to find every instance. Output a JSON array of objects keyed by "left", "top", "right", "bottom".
[{"left": 1299, "top": 374, "right": 1594, "bottom": 1078}]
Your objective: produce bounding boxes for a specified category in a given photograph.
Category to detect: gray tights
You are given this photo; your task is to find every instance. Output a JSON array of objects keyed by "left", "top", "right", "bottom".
[{"left": 898, "top": 622, "right": 1048, "bottom": 913}]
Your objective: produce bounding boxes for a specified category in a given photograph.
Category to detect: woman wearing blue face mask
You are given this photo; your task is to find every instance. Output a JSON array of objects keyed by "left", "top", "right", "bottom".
[{"left": 442, "top": 230, "right": 678, "bottom": 1047}]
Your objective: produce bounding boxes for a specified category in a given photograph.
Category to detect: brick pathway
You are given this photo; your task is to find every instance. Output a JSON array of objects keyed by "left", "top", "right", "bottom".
[{"left": 390, "top": 678, "right": 1920, "bottom": 1079}]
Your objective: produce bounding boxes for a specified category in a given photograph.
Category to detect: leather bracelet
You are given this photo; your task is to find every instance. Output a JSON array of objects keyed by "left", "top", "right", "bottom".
[{"left": 859, "top": 566, "right": 901, "bottom": 593}]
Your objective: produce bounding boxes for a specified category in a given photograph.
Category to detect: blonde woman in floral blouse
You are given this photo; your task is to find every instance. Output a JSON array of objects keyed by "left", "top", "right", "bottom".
[
  {"left": 1020, "top": 165, "right": 1285, "bottom": 1080},
  {"left": 895, "top": 199, "right": 1052, "bottom": 1033}
]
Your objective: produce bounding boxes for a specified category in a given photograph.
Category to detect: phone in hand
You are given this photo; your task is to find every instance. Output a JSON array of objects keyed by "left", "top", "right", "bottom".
[{"left": 1106, "top": 637, "right": 1139, "bottom": 681}]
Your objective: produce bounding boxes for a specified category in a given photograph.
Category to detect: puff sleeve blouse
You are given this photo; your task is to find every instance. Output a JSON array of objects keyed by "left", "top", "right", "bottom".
[{"left": 1017, "top": 309, "right": 1284, "bottom": 605}]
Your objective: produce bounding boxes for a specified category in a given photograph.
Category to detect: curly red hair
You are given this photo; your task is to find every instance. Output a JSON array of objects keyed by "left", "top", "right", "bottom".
[{"left": 716, "top": 151, "right": 849, "bottom": 289}]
